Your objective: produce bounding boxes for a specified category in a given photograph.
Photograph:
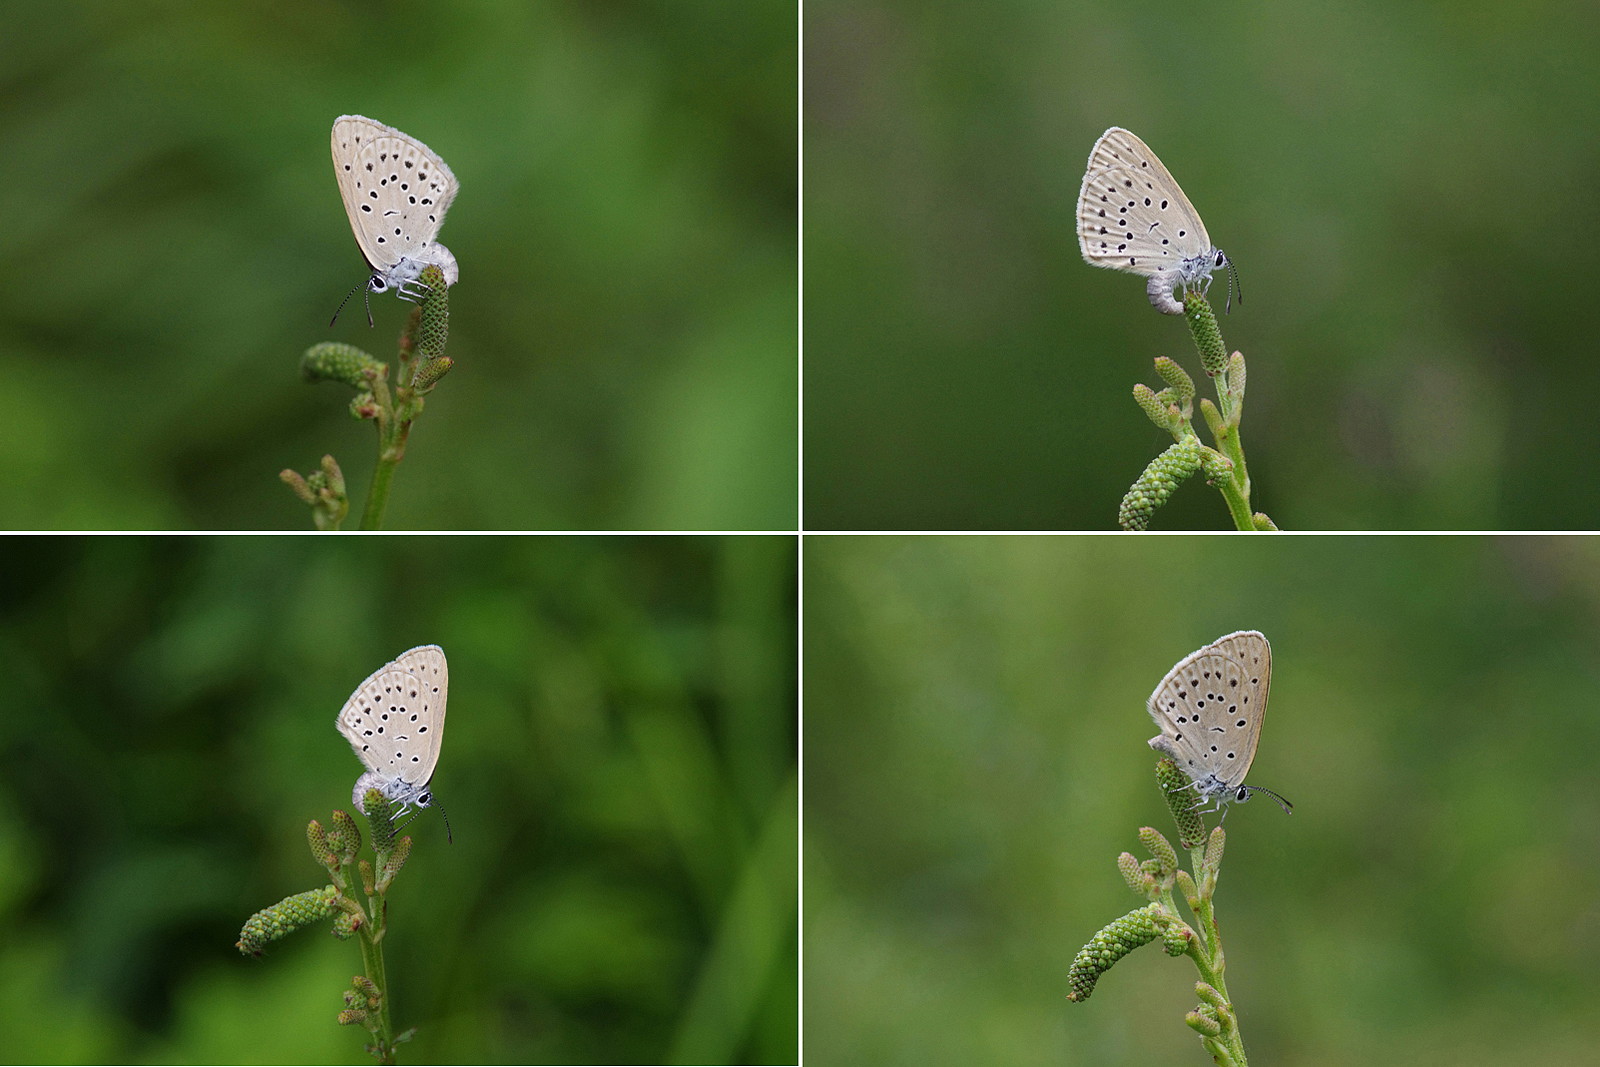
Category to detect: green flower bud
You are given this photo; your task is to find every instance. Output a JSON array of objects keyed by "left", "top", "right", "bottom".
[
  {"left": 1153, "top": 356, "right": 1196, "bottom": 409},
  {"left": 1118, "top": 440, "right": 1204, "bottom": 531},
  {"left": 1175, "top": 869, "right": 1199, "bottom": 908},
  {"left": 1183, "top": 293, "right": 1226, "bottom": 378},
  {"left": 330, "top": 809, "right": 362, "bottom": 860},
  {"left": 332, "top": 910, "right": 361, "bottom": 941},
  {"left": 1203, "top": 826, "right": 1226, "bottom": 872},
  {"left": 411, "top": 354, "right": 454, "bottom": 390},
  {"left": 1155, "top": 758, "right": 1207, "bottom": 848},
  {"left": 1065, "top": 903, "right": 1162, "bottom": 1002},
  {"left": 415, "top": 265, "right": 451, "bottom": 363},
  {"left": 1226, "top": 351, "right": 1246, "bottom": 408},
  {"left": 307, "top": 820, "right": 336, "bottom": 870},
  {"left": 1133, "top": 383, "right": 1183, "bottom": 435},
  {"left": 1161, "top": 922, "right": 1193, "bottom": 956},
  {"left": 352, "top": 974, "right": 381, "bottom": 1008},
  {"left": 301, "top": 342, "right": 384, "bottom": 389},
  {"left": 1117, "top": 851, "right": 1153, "bottom": 897},
  {"left": 377, "top": 834, "right": 412, "bottom": 891},
  {"left": 1186, "top": 1007, "right": 1222, "bottom": 1036},
  {"left": 1137, "top": 826, "right": 1178, "bottom": 876},
  {"left": 236, "top": 885, "right": 339, "bottom": 955}
]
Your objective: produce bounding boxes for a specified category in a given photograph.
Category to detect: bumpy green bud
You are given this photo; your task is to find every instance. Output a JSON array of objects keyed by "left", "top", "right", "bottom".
[
  {"left": 1133, "top": 383, "right": 1181, "bottom": 434},
  {"left": 1155, "top": 758, "right": 1208, "bottom": 848},
  {"left": 1137, "top": 826, "right": 1178, "bottom": 877},
  {"left": 1153, "top": 356, "right": 1196, "bottom": 409},
  {"left": 411, "top": 354, "right": 453, "bottom": 390},
  {"left": 307, "top": 819, "right": 336, "bottom": 870},
  {"left": 1175, "top": 869, "right": 1199, "bottom": 908},
  {"left": 329, "top": 809, "right": 362, "bottom": 861},
  {"left": 1118, "top": 439, "right": 1204, "bottom": 531},
  {"left": 1198, "top": 445, "right": 1233, "bottom": 486},
  {"left": 236, "top": 885, "right": 340, "bottom": 955},
  {"left": 377, "top": 834, "right": 412, "bottom": 891},
  {"left": 1161, "top": 922, "right": 1194, "bottom": 956},
  {"left": 1195, "top": 981, "right": 1228, "bottom": 1009},
  {"left": 1117, "top": 851, "right": 1153, "bottom": 896},
  {"left": 1186, "top": 1007, "right": 1222, "bottom": 1036},
  {"left": 1199, "top": 398, "right": 1227, "bottom": 448},
  {"left": 1226, "top": 351, "right": 1246, "bottom": 408},
  {"left": 1065, "top": 903, "right": 1162, "bottom": 1002},
  {"left": 337, "top": 1008, "right": 369, "bottom": 1027},
  {"left": 279, "top": 456, "right": 348, "bottom": 531},
  {"left": 352, "top": 974, "right": 381, "bottom": 1007},
  {"left": 348, "top": 392, "right": 379, "bottom": 421},
  {"left": 359, "top": 859, "right": 376, "bottom": 897},
  {"left": 363, "top": 790, "right": 398, "bottom": 853},
  {"left": 1184, "top": 292, "right": 1226, "bottom": 378},
  {"left": 1203, "top": 825, "right": 1226, "bottom": 872},
  {"left": 332, "top": 910, "right": 361, "bottom": 940},
  {"left": 415, "top": 265, "right": 451, "bottom": 363},
  {"left": 302, "top": 342, "right": 385, "bottom": 388},
  {"left": 280, "top": 468, "right": 314, "bottom": 505}
]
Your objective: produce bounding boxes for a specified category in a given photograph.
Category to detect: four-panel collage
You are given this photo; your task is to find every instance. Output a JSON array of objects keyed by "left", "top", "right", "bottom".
[{"left": 7, "top": 2, "right": 1600, "bottom": 1065}]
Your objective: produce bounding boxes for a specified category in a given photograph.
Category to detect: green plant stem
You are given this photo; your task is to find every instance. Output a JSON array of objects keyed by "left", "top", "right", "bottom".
[
  {"left": 359, "top": 407, "right": 411, "bottom": 530},
  {"left": 356, "top": 897, "right": 395, "bottom": 1061},
  {"left": 1181, "top": 841, "right": 1246, "bottom": 1066},
  {"left": 1211, "top": 455, "right": 1255, "bottom": 532}
]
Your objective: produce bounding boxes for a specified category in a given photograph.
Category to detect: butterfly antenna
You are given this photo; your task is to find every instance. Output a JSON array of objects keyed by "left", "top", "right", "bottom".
[
  {"left": 329, "top": 281, "right": 363, "bottom": 327},
  {"left": 1243, "top": 783, "right": 1293, "bottom": 814},
  {"left": 1225, "top": 260, "right": 1242, "bottom": 314},
  {"left": 437, "top": 799, "right": 453, "bottom": 845}
]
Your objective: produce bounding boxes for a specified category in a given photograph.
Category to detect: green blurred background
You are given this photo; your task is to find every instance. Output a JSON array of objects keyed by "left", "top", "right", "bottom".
[
  {"left": 805, "top": 535, "right": 1600, "bottom": 1063},
  {"left": 2, "top": 0, "right": 794, "bottom": 530},
  {"left": 804, "top": 1, "right": 1600, "bottom": 529},
  {"left": 0, "top": 535, "right": 796, "bottom": 1063}
]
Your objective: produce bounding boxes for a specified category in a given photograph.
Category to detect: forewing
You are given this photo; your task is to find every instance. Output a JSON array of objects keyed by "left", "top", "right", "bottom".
[
  {"left": 332, "top": 115, "right": 460, "bottom": 273},
  {"left": 1077, "top": 126, "right": 1212, "bottom": 274},
  {"left": 335, "top": 644, "right": 449, "bottom": 786},
  {"left": 1146, "top": 630, "right": 1270, "bottom": 788}
]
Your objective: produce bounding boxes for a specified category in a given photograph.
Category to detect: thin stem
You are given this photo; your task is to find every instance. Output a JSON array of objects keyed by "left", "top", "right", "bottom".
[
  {"left": 355, "top": 902, "right": 395, "bottom": 1063},
  {"left": 359, "top": 418, "right": 411, "bottom": 531},
  {"left": 1213, "top": 463, "right": 1256, "bottom": 531}
]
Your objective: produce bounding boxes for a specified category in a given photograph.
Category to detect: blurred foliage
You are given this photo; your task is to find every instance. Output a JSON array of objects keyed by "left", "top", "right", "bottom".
[
  {"left": 0, "top": 0, "right": 795, "bottom": 530},
  {"left": 805, "top": 0, "right": 1600, "bottom": 529},
  {"left": 805, "top": 536, "right": 1600, "bottom": 1063},
  {"left": 0, "top": 535, "right": 797, "bottom": 1063}
]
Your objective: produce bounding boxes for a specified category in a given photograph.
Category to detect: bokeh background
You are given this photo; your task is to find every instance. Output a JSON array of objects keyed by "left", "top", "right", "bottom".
[
  {"left": 805, "top": 535, "right": 1600, "bottom": 1063},
  {"left": 2, "top": 0, "right": 794, "bottom": 530},
  {"left": 805, "top": 1, "right": 1600, "bottom": 529},
  {"left": 0, "top": 535, "right": 796, "bottom": 1063}
]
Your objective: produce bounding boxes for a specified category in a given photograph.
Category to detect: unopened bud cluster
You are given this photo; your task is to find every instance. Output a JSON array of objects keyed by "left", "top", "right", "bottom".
[
  {"left": 236, "top": 885, "right": 340, "bottom": 956},
  {"left": 1065, "top": 903, "right": 1163, "bottom": 1002},
  {"left": 1118, "top": 440, "right": 1205, "bottom": 530}
]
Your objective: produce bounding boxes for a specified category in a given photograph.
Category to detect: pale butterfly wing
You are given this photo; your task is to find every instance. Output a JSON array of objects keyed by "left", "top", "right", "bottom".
[
  {"left": 335, "top": 644, "right": 449, "bottom": 811},
  {"left": 1146, "top": 631, "right": 1270, "bottom": 799},
  {"left": 331, "top": 115, "right": 460, "bottom": 298},
  {"left": 1077, "top": 127, "right": 1226, "bottom": 314}
]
